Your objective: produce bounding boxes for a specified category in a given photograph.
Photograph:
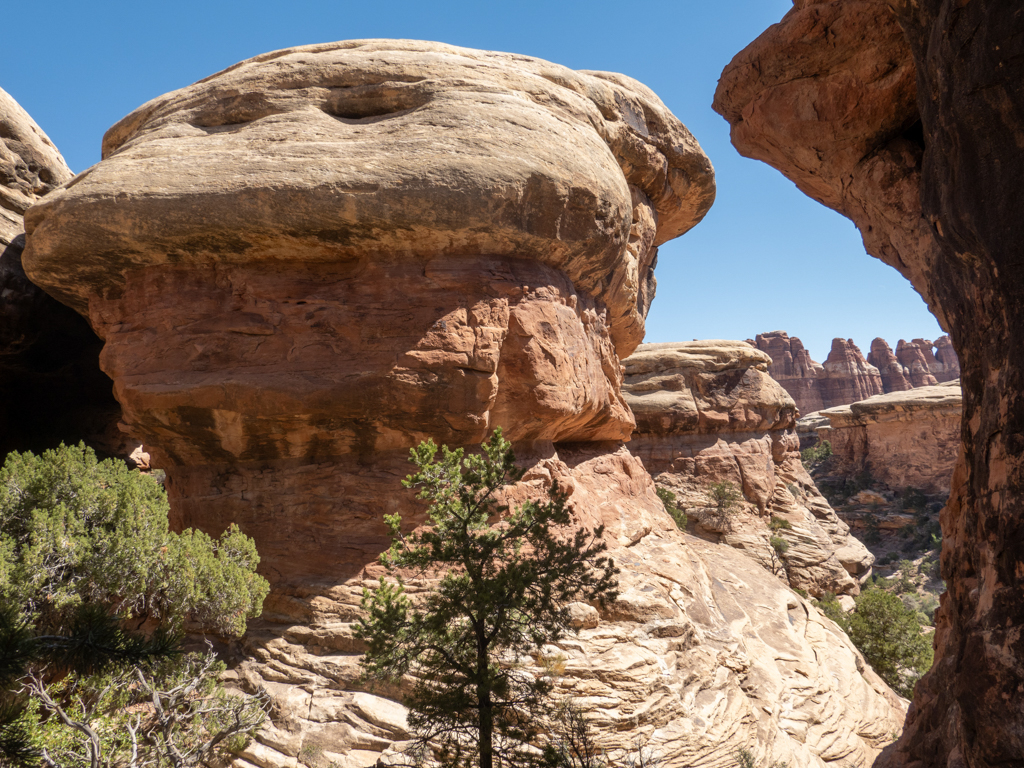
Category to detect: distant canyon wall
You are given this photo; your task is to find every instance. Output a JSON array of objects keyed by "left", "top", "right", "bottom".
[{"left": 749, "top": 330, "right": 959, "bottom": 416}]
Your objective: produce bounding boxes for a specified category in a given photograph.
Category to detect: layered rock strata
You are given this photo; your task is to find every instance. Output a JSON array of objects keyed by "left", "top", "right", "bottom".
[
  {"left": 752, "top": 331, "right": 958, "bottom": 416},
  {"left": 817, "top": 381, "right": 961, "bottom": 495},
  {"left": 20, "top": 39, "right": 910, "bottom": 766},
  {"left": 623, "top": 340, "right": 873, "bottom": 597},
  {"left": 749, "top": 331, "right": 825, "bottom": 414},
  {"left": 819, "top": 338, "right": 883, "bottom": 407},
  {"left": 717, "top": 3, "right": 1024, "bottom": 765},
  {"left": 0, "top": 88, "right": 125, "bottom": 458},
  {"left": 866, "top": 339, "right": 913, "bottom": 394}
]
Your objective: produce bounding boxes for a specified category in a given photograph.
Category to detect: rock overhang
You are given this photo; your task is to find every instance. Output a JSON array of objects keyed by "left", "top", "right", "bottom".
[{"left": 23, "top": 39, "right": 715, "bottom": 357}]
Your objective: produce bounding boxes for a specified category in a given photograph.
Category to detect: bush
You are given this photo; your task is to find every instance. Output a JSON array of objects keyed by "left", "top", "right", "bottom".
[
  {"left": 655, "top": 486, "right": 687, "bottom": 531},
  {"left": 844, "top": 588, "right": 933, "bottom": 697},
  {"left": 0, "top": 443, "right": 268, "bottom": 637},
  {"left": 769, "top": 536, "right": 790, "bottom": 556},
  {"left": 800, "top": 440, "right": 832, "bottom": 468},
  {"left": 769, "top": 516, "right": 792, "bottom": 531},
  {"left": 0, "top": 443, "right": 270, "bottom": 764},
  {"left": 706, "top": 481, "right": 741, "bottom": 514}
]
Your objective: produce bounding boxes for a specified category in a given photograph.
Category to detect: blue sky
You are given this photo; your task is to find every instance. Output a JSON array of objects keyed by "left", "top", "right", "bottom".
[{"left": 1, "top": 0, "right": 943, "bottom": 362}]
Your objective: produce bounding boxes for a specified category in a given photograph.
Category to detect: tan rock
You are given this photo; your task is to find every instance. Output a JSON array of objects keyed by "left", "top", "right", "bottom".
[
  {"left": 817, "top": 380, "right": 961, "bottom": 494},
  {"left": 623, "top": 341, "right": 873, "bottom": 597},
  {"left": 237, "top": 447, "right": 905, "bottom": 768}
]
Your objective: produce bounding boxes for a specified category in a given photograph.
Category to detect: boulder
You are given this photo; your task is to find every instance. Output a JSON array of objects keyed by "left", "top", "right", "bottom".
[
  {"left": 716, "top": 3, "right": 1024, "bottom": 764},
  {"left": 623, "top": 340, "right": 873, "bottom": 597}
]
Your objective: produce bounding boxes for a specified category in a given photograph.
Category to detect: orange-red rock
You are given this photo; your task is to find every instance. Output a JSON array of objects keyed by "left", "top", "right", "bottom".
[
  {"left": 867, "top": 338, "right": 913, "bottom": 394},
  {"left": 819, "top": 338, "right": 883, "bottom": 407},
  {"left": 817, "top": 381, "right": 961, "bottom": 495},
  {"left": 749, "top": 331, "right": 824, "bottom": 414},
  {"left": 717, "top": 3, "right": 1024, "bottom": 764}
]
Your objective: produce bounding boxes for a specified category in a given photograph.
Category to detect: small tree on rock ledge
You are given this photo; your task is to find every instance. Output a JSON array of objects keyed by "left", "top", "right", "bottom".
[{"left": 356, "top": 429, "right": 619, "bottom": 768}]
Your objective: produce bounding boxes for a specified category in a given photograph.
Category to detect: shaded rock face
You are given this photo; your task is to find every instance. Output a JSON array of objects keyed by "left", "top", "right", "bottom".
[
  {"left": 622, "top": 341, "right": 873, "bottom": 597},
  {"left": 895, "top": 339, "right": 938, "bottom": 388},
  {"left": 817, "top": 380, "right": 961, "bottom": 495},
  {"left": 19, "top": 39, "right": 912, "bottom": 766},
  {"left": 717, "top": 3, "right": 1024, "bottom": 766},
  {"left": 0, "top": 88, "right": 124, "bottom": 459}
]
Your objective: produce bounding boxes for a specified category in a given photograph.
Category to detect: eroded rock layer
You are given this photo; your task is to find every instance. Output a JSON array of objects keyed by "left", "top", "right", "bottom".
[
  {"left": 817, "top": 381, "right": 961, "bottom": 495},
  {"left": 717, "top": 4, "right": 1024, "bottom": 765},
  {"left": 236, "top": 446, "right": 905, "bottom": 768},
  {"left": 0, "top": 88, "right": 125, "bottom": 458},
  {"left": 18, "top": 39, "right": 913, "bottom": 766},
  {"left": 623, "top": 341, "right": 873, "bottom": 598}
]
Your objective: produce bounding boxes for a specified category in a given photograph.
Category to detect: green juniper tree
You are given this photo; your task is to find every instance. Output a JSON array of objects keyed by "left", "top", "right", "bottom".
[
  {"left": 356, "top": 429, "right": 619, "bottom": 768},
  {"left": 0, "top": 442, "right": 270, "bottom": 766}
]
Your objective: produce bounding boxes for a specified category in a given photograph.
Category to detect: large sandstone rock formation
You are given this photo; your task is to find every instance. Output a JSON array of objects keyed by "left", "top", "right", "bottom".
[
  {"left": 19, "top": 40, "right": 908, "bottom": 766},
  {"left": 865, "top": 339, "right": 913, "bottom": 394},
  {"left": 622, "top": 340, "right": 873, "bottom": 597},
  {"left": 818, "top": 338, "right": 883, "bottom": 407},
  {"left": 817, "top": 380, "right": 961, "bottom": 495},
  {"left": 751, "top": 332, "right": 957, "bottom": 417},
  {"left": 0, "top": 88, "right": 124, "bottom": 458},
  {"left": 748, "top": 331, "right": 825, "bottom": 414},
  {"left": 716, "top": 3, "right": 1024, "bottom": 765}
]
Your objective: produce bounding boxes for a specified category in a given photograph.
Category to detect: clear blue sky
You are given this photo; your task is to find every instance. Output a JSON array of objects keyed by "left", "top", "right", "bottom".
[{"left": 1, "top": 0, "right": 942, "bottom": 362}]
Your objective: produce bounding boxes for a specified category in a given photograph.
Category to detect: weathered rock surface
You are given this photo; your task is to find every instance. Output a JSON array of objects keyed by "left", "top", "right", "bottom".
[
  {"left": 717, "top": 3, "right": 1024, "bottom": 764},
  {"left": 866, "top": 339, "right": 913, "bottom": 394},
  {"left": 0, "top": 88, "right": 126, "bottom": 458},
  {"left": 19, "top": 39, "right": 912, "bottom": 766},
  {"left": 623, "top": 340, "right": 873, "bottom": 597},
  {"left": 817, "top": 381, "right": 961, "bottom": 495},
  {"left": 894, "top": 339, "right": 938, "bottom": 388},
  {"left": 749, "top": 331, "right": 825, "bottom": 415},
  {"left": 235, "top": 447, "right": 905, "bottom": 768},
  {"left": 819, "top": 338, "right": 883, "bottom": 408}
]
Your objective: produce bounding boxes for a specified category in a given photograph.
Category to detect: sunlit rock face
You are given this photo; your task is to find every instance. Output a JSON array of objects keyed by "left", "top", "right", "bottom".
[
  {"left": 22, "top": 39, "right": 716, "bottom": 591},
  {"left": 818, "top": 380, "right": 961, "bottom": 496},
  {"left": 17, "top": 39, "right": 910, "bottom": 766},
  {"left": 0, "top": 88, "right": 125, "bottom": 458},
  {"left": 716, "top": 3, "right": 1024, "bottom": 765},
  {"left": 623, "top": 340, "right": 873, "bottom": 597}
]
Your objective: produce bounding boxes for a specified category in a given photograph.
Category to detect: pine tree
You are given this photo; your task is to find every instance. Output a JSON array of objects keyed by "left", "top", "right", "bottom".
[{"left": 356, "top": 430, "right": 619, "bottom": 768}]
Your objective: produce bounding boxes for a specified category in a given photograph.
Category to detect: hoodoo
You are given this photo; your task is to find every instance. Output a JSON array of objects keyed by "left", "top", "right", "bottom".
[{"left": 22, "top": 40, "right": 906, "bottom": 764}]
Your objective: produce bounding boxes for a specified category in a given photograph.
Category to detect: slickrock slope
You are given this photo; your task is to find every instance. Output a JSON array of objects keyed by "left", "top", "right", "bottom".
[
  {"left": 749, "top": 331, "right": 825, "bottom": 414},
  {"left": 623, "top": 341, "right": 873, "bottom": 597},
  {"left": 866, "top": 339, "right": 913, "bottom": 394},
  {"left": 817, "top": 381, "right": 961, "bottom": 495},
  {"left": 717, "top": 3, "right": 1024, "bottom": 765},
  {"left": 0, "top": 88, "right": 124, "bottom": 458},
  {"left": 19, "top": 40, "right": 909, "bottom": 766}
]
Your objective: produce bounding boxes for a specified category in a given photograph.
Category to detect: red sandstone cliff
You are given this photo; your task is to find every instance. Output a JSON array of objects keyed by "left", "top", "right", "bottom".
[
  {"left": 623, "top": 340, "right": 874, "bottom": 596},
  {"left": 751, "top": 331, "right": 959, "bottom": 415},
  {"left": 716, "top": 2, "right": 1024, "bottom": 764}
]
